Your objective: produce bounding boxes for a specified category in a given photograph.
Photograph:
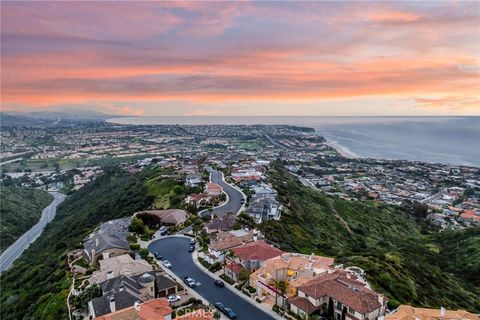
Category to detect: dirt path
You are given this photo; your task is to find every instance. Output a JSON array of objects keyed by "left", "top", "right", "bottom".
[{"left": 327, "top": 199, "right": 353, "bottom": 235}]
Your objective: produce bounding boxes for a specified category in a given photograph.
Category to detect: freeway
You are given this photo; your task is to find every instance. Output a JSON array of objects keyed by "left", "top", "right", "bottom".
[
  {"left": 0, "top": 192, "right": 66, "bottom": 273},
  {"left": 199, "top": 167, "right": 245, "bottom": 217},
  {"left": 148, "top": 237, "right": 276, "bottom": 320}
]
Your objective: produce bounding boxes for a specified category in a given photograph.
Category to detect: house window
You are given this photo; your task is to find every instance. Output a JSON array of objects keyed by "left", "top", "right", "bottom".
[
  {"left": 336, "top": 302, "right": 343, "bottom": 310},
  {"left": 349, "top": 307, "right": 355, "bottom": 314}
]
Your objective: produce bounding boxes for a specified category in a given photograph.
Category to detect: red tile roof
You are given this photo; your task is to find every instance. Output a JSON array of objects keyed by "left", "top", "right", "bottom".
[
  {"left": 96, "top": 298, "right": 172, "bottom": 320},
  {"left": 290, "top": 297, "right": 321, "bottom": 315},
  {"left": 225, "top": 261, "right": 244, "bottom": 273},
  {"left": 297, "top": 270, "right": 382, "bottom": 313},
  {"left": 232, "top": 240, "right": 284, "bottom": 262},
  {"left": 460, "top": 210, "right": 480, "bottom": 221}
]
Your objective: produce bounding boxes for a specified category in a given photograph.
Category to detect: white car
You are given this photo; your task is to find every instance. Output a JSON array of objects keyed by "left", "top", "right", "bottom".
[
  {"left": 162, "top": 260, "right": 172, "bottom": 268},
  {"left": 167, "top": 294, "right": 181, "bottom": 303}
]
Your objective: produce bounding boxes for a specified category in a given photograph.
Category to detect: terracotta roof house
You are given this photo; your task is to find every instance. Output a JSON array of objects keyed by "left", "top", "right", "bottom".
[
  {"left": 385, "top": 305, "right": 479, "bottom": 320},
  {"left": 89, "top": 254, "right": 153, "bottom": 284},
  {"left": 250, "top": 252, "right": 334, "bottom": 304},
  {"left": 205, "top": 213, "right": 237, "bottom": 233},
  {"left": 290, "top": 269, "right": 386, "bottom": 320},
  {"left": 459, "top": 210, "right": 480, "bottom": 224},
  {"left": 205, "top": 182, "right": 223, "bottom": 196},
  {"left": 95, "top": 298, "right": 172, "bottom": 320},
  {"left": 204, "top": 230, "right": 256, "bottom": 265},
  {"left": 224, "top": 261, "right": 245, "bottom": 282},
  {"left": 136, "top": 209, "right": 188, "bottom": 226},
  {"left": 231, "top": 240, "right": 284, "bottom": 271}
]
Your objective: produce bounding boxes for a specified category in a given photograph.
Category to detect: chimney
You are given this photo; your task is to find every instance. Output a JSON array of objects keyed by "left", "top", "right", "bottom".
[
  {"left": 107, "top": 271, "right": 114, "bottom": 280},
  {"left": 134, "top": 301, "right": 141, "bottom": 312},
  {"left": 440, "top": 307, "right": 446, "bottom": 317},
  {"left": 109, "top": 296, "right": 116, "bottom": 313},
  {"left": 95, "top": 238, "right": 99, "bottom": 247}
]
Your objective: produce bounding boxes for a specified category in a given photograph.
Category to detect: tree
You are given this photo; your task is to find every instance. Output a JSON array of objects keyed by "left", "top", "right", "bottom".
[
  {"left": 341, "top": 306, "right": 347, "bottom": 320},
  {"left": 130, "top": 216, "right": 145, "bottom": 234},
  {"left": 139, "top": 248, "right": 149, "bottom": 259},
  {"left": 75, "top": 284, "right": 101, "bottom": 308},
  {"left": 327, "top": 297, "right": 334, "bottom": 319},
  {"left": 238, "top": 269, "right": 251, "bottom": 283},
  {"left": 192, "top": 218, "right": 203, "bottom": 235},
  {"left": 278, "top": 280, "right": 288, "bottom": 297},
  {"left": 276, "top": 280, "right": 288, "bottom": 307},
  {"left": 413, "top": 202, "right": 429, "bottom": 219}
]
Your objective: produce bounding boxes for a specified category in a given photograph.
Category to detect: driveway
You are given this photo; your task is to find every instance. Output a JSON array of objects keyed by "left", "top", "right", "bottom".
[
  {"left": 148, "top": 237, "right": 275, "bottom": 320},
  {"left": 200, "top": 167, "right": 245, "bottom": 217}
]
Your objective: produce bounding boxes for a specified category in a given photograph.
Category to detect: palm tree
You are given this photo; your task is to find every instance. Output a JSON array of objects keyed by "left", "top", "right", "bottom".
[{"left": 277, "top": 280, "right": 288, "bottom": 307}]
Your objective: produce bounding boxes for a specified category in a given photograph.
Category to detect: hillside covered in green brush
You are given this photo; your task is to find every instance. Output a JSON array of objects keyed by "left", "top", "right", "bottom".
[
  {"left": 0, "top": 187, "right": 53, "bottom": 252},
  {"left": 0, "top": 167, "right": 185, "bottom": 320}
]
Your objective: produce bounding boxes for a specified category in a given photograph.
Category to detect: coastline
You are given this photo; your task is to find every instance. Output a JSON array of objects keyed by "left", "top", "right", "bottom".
[
  {"left": 324, "top": 140, "right": 359, "bottom": 159},
  {"left": 104, "top": 116, "right": 479, "bottom": 167}
]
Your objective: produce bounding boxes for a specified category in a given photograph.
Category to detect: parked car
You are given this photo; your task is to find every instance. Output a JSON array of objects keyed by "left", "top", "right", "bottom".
[
  {"left": 162, "top": 260, "right": 172, "bottom": 268},
  {"left": 189, "top": 238, "right": 196, "bottom": 245},
  {"left": 214, "top": 302, "right": 226, "bottom": 312},
  {"left": 188, "top": 245, "right": 195, "bottom": 252},
  {"left": 159, "top": 226, "right": 169, "bottom": 236},
  {"left": 215, "top": 302, "right": 236, "bottom": 319},
  {"left": 240, "top": 199, "right": 245, "bottom": 204},
  {"left": 154, "top": 252, "right": 163, "bottom": 260},
  {"left": 223, "top": 307, "right": 237, "bottom": 319},
  {"left": 167, "top": 294, "right": 181, "bottom": 303},
  {"left": 214, "top": 280, "right": 225, "bottom": 287},
  {"left": 183, "top": 276, "right": 196, "bottom": 287}
]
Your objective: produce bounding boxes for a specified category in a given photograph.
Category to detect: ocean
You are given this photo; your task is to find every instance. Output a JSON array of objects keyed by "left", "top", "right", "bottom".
[{"left": 107, "top": 116, "right": 480, "bottom": 167}]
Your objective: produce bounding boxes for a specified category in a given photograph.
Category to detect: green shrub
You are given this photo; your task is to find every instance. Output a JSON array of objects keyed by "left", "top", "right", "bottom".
[
  {"left": 219, "top": 274, "right": 235, "bottom": 285},
  {"left": 130, "top": 243, "right": 140, "bottom": 250},
  {"left": 387, "top": 299, "right": 401, "bottom": 310},
  {"left": 209, "top": 262, "right": 222, "bottom": 272},
  {"left": 139, "top": 248, "right": 149, "bottom": 259}
]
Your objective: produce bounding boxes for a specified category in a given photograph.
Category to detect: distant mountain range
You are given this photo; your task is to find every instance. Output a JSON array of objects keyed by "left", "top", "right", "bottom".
[{"left": 1, "top": 109, "right": 120, "bottom": 127}]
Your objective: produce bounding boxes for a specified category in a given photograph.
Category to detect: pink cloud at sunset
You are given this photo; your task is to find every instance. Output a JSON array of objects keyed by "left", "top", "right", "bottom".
[{"left": 1, "top": 1, "right": 479, "bottom": 115}]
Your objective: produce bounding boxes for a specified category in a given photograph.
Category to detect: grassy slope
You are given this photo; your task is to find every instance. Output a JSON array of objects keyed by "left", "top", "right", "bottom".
[
  {"left": 0, "top": 169, "right": 155, "bottom": 320},
  {"left": 0, "top": 187, "right": 53, "bottom": 252},
  {"left": 259, "top": 163, "right": 480, "bottom": 312},
  {"left": 436, "top": 228, "right": 480, "bottom": 291}
]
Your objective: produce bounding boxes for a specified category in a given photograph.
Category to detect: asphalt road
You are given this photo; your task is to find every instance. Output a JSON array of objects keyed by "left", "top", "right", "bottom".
[
  {"left": 148, "top": 237, "right": 275, "bottom": 320},
  {"left": 199, "top": 167, "right": 245, "bottom": 217},
  {"left": 0, "top": 192, "right": 66, "bottom": 273}
]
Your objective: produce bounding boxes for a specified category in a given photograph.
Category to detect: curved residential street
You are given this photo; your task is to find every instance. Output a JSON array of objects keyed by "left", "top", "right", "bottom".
[
  {"left": 0, "top": 192, "right": 66, "bottom": 273},
  {"left": 148, "top": 237, "right": 276, "bottom": 320},
  {"left": 200, "top": 167, "right": 245, "bottom": 217}
]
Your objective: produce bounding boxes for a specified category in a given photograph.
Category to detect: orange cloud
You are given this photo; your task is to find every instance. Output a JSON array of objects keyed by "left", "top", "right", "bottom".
[
  {"left": 1, "top": 1, "right": 479, "bottom": 115},
  {"left": 415, "top": 96, "right": 480, "bottom": 111},
  {"left": 367, "top": 11, "right": 420, "bottom": 23}
]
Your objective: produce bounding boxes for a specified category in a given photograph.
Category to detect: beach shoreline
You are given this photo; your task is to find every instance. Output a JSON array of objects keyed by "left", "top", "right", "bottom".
[{"left": 324, "top": 141, "right": 359, "bottom": 159}]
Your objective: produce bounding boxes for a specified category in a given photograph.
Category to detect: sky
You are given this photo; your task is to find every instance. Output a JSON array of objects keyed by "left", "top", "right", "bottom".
[{"left": 1, "top": 1, "right": 479, "bottom": 116}]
